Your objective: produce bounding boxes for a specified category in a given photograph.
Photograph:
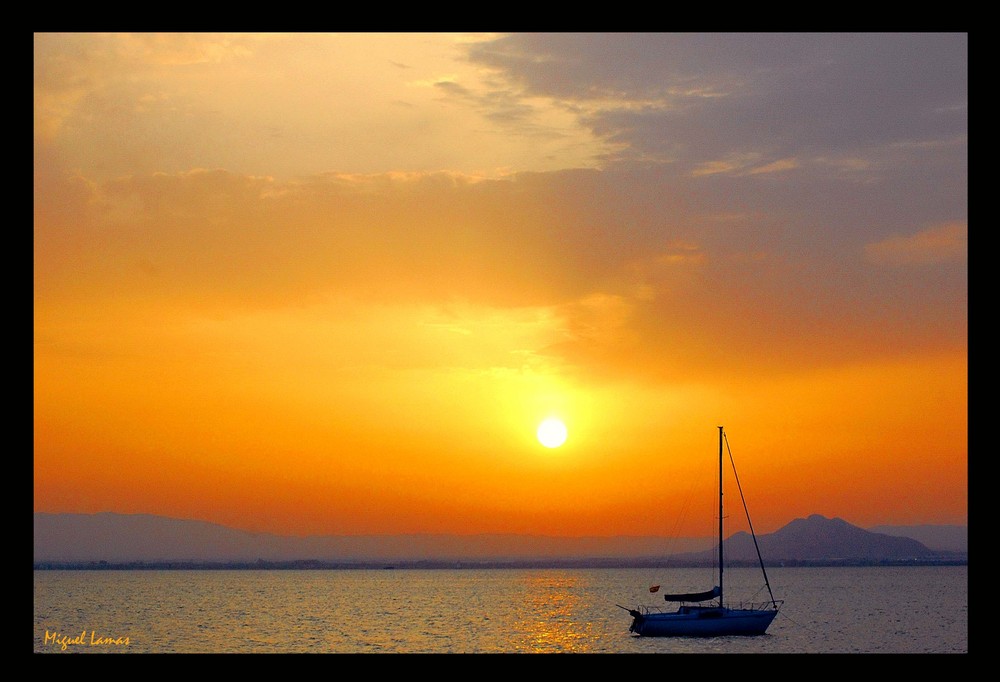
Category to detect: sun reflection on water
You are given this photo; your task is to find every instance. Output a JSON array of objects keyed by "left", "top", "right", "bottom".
[{"left": 508, "top": 573, "right": 597, "bottom": 653}]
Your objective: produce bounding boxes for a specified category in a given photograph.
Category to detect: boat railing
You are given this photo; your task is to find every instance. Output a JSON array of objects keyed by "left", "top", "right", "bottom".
[
  {"left": 728, "top": 599, "right": 783, "bottom": 611},
  {"left": 633, "top": 603, "right": 720, "bottom": 616},
  {"left": 632, "top": 598, "right": 782, "bottom": 616}
]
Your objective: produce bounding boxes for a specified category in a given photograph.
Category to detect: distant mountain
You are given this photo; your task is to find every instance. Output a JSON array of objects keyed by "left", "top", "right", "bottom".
[
  {"left": 869, "top": 524, "right": 967, "bottom": 553},
  {"left": 673, "top": 514, "right": 949, "bottom": 565},
  {"left": 33, "top": 512, "right": 965, "bottom": 567},
  {"left": 756, "top": 514, "right": 938, "bottom": 561}
]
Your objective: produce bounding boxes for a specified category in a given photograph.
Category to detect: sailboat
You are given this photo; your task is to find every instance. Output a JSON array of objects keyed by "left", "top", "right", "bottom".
[{"left": 621, "top": 426, "right": 782, "bottom": 637}]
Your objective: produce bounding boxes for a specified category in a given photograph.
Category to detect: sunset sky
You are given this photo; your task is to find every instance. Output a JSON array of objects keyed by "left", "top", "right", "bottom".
[{"left": 34, "top": 33, "right": 967, "bottom": 540}]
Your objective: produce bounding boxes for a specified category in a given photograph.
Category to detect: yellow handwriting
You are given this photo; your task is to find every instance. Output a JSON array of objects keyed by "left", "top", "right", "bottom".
[{"left": 43, "top": 629, "right": 130, "bottom": 650}]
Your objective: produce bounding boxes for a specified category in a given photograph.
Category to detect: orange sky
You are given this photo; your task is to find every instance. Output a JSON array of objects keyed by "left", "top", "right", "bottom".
[{"left": 34, "top": 33, "right": 967, "bottom": 539}]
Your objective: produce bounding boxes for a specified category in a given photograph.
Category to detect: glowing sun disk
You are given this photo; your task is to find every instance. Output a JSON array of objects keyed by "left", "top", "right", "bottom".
[{"left": 537, "top": 417, "right": 568, "bottom": 448}]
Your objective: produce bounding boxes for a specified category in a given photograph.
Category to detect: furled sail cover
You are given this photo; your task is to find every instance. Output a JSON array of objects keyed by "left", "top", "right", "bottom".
[{"left": 663, "top": 586, "right": 721, "bottom": 602}]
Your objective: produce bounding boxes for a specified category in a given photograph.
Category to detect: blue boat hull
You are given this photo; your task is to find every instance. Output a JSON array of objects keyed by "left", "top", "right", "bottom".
[{"left": 629, "top": 605, "right": 778, "bottom": 637}]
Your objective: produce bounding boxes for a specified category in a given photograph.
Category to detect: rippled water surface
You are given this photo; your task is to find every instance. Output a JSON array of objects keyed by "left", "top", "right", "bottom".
[{"left": 34, "top": 566, "right": 967, "bottom": 653}]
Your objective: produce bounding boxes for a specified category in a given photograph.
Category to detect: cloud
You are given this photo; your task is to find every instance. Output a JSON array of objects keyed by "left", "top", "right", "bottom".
[
  {"left": 35, "top": 160, "right": 968, "bottom": 391},
  {"left": 465, "top": 33, "right": 968, "bottom": 174},
  {"left": 34, "top": 33, "right": 968, "bottom": 382},
  {"left": 865, "top": 221, "right": 968, "bottom": 266}
]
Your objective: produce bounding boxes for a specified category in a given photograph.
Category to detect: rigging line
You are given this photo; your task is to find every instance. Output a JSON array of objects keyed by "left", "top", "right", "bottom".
[
  {"left": 722, "top": 430, "right": 778, "bottom": 609},
  {"left": 645, "top": 458, "right": 703, "bottom": 593},
  {"left": 772, "top": 608, "right": 821, "bottom": 635}
]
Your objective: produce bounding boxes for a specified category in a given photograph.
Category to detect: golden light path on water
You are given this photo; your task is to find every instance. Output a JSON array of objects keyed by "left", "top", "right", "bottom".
[{"left": 512, "top": 573, "right": 593, "bottom": 652}]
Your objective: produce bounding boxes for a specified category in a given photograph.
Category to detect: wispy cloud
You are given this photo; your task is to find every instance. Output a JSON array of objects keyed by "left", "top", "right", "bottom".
[{"left": 865, "top": 221, "right": 968, "bottom": 266}]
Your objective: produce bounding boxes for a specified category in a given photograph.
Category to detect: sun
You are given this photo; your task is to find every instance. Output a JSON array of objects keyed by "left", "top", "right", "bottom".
[{"left": 537, "top": 417, "right": 568, "bottom": 448}]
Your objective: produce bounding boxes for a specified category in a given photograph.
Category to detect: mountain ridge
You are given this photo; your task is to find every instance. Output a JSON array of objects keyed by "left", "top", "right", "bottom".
[
  {"left": 33, "top": 512, "right": 967, "bottom": 565},
  {"left": 670, "top": 514, "right": 964, "bottom": 564}
]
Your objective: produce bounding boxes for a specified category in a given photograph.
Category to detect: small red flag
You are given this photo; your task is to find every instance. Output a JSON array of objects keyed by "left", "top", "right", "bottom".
[{"left": 649, "top": 585, "right": 660, "bottom": 593}]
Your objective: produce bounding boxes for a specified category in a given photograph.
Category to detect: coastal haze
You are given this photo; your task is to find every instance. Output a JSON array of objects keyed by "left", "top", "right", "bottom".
[{"left": 33, "top": 512, "right": 967, "bottom": 565}]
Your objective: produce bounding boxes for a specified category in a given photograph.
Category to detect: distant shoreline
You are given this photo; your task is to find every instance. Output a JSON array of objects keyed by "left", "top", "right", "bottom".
[{"left": 33, "top": 557, "right": 968, "bottom": 571}]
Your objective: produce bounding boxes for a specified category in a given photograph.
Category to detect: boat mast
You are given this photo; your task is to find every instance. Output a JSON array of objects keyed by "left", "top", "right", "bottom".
[{"left": 718, "top": 425, "right": 724, "bottom": 607}]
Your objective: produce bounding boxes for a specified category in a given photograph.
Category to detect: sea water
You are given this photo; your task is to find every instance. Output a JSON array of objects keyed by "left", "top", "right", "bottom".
[{"left": 33, "top": 565, "right": 967, "bottom": 653}]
